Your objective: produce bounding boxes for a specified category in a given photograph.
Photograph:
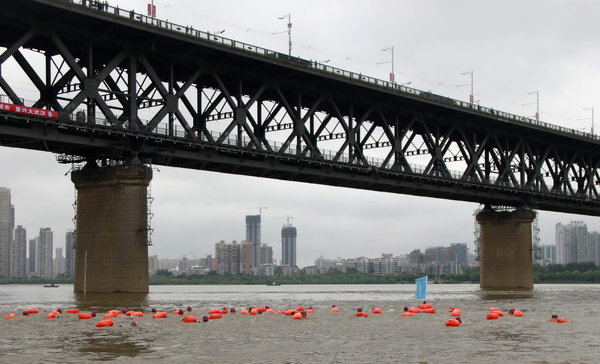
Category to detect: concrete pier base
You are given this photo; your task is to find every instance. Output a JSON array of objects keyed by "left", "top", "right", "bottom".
[
  {"left": 72, "top": 164, "right": 152, "bottom": 293},
  {"left": 476, "top": 208, "right": 536, "bottom": 290}
]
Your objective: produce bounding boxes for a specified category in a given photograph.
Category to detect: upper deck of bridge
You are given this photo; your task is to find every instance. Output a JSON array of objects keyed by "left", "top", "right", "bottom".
[{"left": 1, "top": 0, "right": 598, "bottom": 147}]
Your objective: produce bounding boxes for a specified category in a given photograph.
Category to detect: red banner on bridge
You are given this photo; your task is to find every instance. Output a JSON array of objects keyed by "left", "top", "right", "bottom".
[{"left": 0, "top": 102, "right": 58, "bottom": 119}]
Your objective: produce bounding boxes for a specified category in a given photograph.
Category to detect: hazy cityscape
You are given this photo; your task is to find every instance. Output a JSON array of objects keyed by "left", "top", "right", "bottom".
[{"left": 1, "top": 185, "right": 597, "bottom": 280}]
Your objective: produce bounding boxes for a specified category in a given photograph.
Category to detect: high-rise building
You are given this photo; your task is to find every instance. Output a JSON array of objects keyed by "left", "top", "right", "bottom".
[
  {"left": 539, "top": 245, "right": 556, "bottom": 264},
  {"left": 246, "top": 215, "right": 261, "bottom": 267},
  {"left": 148, "top": 255, "right": 159, "bottom": 274},
  {"left": 215, "top": 240, "right": 242, "bottom": 275},
  {"left": 240, "top": 241, "right": 253, "bottom": 274},
  {"left": 28, "top": 238, "right": 38, "bottom": 275},
  {"left": 11, "top": 225, "right": 27, "bottom": 277},
  {"left": 450, "top": 243, "right": 468, "bottom": 264},
  {"left": 281, "top": 223, "right": 297, "bottom": 267},
  {"left": 38, "top": 228, "right": 53, "bottom": 278},
  {"left": 0, "top": 187, "right": 12, "bottom": 277},
  {"left": 53, "top": 247, "right": 65, "bottom": 275},
  {"left": 556, "top": 221, "right": 588, "bottom": 264},
  {"left": 65, "top": 231, "right": 75, "bottom": 276},
  {"left": 258, "top": 243, "right": 273, "bottom": 265}
]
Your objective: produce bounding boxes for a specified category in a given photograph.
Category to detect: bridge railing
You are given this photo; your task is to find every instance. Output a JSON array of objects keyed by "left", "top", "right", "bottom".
[{"left": 56, "top": 0, "right": 599, "bottom": 143}]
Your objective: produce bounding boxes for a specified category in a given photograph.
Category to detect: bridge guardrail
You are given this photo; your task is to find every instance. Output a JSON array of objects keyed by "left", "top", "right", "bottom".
[{"left": 52, "top": 0, "right": 598, "bottom": 143}]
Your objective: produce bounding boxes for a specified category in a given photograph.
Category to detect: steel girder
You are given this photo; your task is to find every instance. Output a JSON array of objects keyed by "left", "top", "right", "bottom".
[{"left": 1, "top": 0, "right": 600, "bottom": 215}]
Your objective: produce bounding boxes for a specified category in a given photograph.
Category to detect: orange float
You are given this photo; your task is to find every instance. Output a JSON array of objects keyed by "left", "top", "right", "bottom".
[
  {"left": 513, "top": 310, "right": 523, "bottom": 317},
  {"left": 208, "top": 313, "right": 222, "bottom": 319},
  {"left": 450, "top": 309, "right": 461, "bottom": 316},
  {"left": 408, "top": 307, "right": 421, "bottom": 313},
  {"left": 78, "top": 313, "right": 94, "bottom": 320},
  {"left": 486, "top": 312, "right": 499, "bottom": 320},
  {"left": 401, "top": 312, "right": 413, "bottom": 317},
  {"left": 46, "top": 312, "right": 57, "bottom": 319},
  {"left": 240, "top": 309, "right": 249, "bottom": 315},
  {"left": 96, "top": 320, "right": 114, "bottom": 327},
  {"left": 356, "top": 312, "right": 368, "bottom": 317},
  {"left": 181, "top": 316, "right": 197, "bottom": 322},
  {"left": 152, "top": 311, "right": 168, "bottom": 319},
  {"left": 372, "top": 307, "right": 382, "bottom": 314},
  {"left": 5, "top": 313, "right": 15, "bottom": 319},
  {"left": 424, "top": 308, "right": 436, "bottom": 314},
  {"left": 296, "top": 306, "right": 305, "bottom": 312},
  {"left": 556, "top": 317, "right": 570, "bottom": 323},
  {"left": 104, "top": 313, "right": 117, "bottom": 319},
  {"left": 131, "top": 311, "right": 144, "bottom": 317},
  {"left": 445, "top": 319, "right": 461, "bottom": 327},
  {"left": 331, "top": 306, "right": 339, "bottom": 312},
  {"left": 66, "top": 308, "right": 79, "bottom": 314},
  {"left": 419, "top": 303, "right": 432, "bottom": 309},
  {"left": 207, "top": 309, "right": 220, "bottom": 314},
  {"left": 292, "top": 312, "right": 302, "bottom": 320},
  {"left": 220, "top": 308, "right": 228, "bottom": 314},
  {"left": 306, "top": 308, "right": 315, "bottom": 314},
  {"left": 25, "top": 308, "right": 39, "bottom": 314},
  {"left": 173, "top": 309, "right": 184, "bottom": 315},
  {"left": 266, "top": 308, "right": 275, "bottom": 313},
  {"left": 491, "top": 310, "right": 504, "bottom": 317}
]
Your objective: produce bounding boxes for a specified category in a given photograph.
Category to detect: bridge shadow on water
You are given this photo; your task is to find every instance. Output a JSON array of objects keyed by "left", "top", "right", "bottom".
[
  {"left": 74, "top": 292, "right": 149, "bottom": 311},
  {"left": 476, "top": 289, "right": 535, "bottom": 301}
]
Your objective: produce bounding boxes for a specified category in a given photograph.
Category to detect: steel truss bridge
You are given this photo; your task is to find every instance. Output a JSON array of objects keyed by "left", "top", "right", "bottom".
[{"left": 1, "top": 0, "right": 600, "bottom": 215}]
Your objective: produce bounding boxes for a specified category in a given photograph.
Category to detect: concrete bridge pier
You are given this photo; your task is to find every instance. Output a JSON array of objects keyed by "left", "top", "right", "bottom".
[
  {"left": 476, "top": 207, "right": 536, "bottom": 290},
  {"left": 71, "top": 163, "right": 152, "bottom": 293}
]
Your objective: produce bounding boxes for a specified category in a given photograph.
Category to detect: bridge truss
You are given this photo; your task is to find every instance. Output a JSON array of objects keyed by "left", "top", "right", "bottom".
[{"left": 1, "top": 0, "right": 600, "bottom": 215}]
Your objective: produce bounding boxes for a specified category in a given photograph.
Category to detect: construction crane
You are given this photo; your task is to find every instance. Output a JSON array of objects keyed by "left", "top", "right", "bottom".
[
  {"left": 240, "top": 206, "right": 268, "bottom": 216},
  {"left": 273, "top": 216, "right": 294, "bottom": 224}
]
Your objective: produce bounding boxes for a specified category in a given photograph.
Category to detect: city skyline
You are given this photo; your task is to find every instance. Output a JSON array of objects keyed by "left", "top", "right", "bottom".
[{"left": 2, "top": 0, "right": 600, "bottom": 267}]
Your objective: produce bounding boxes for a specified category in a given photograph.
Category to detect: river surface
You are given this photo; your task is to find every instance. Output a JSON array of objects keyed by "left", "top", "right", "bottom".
[{"left": 0, "top": 284, "right": 598, "bottom": 363}]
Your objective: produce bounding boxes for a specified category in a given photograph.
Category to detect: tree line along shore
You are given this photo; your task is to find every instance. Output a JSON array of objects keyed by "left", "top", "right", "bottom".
[{"left": 1, "top": 263, "right": 600, "bottom": 285}]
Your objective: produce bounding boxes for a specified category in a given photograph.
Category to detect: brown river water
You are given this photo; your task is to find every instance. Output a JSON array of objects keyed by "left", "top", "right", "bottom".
[{"left": 0, "top": 284, "right": 598, "bottom": 363}]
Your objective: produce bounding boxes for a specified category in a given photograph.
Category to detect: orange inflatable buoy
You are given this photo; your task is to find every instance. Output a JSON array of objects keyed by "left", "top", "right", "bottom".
[
  {"left": 208, "top": 313, "right": 222, "bottom": 319},
  {"left": 492, "top": 310, "right": 504, "bottom": 317},
  {"left": 450, "top": 309, "right": 461, "bottom": 316},
  {"left": 419, "top": 303, "right": 432, "bottom": 309},
  {"left": 401, "top": 312, "right": 413, "bottom": 317},
  {"left": 181, "top": 316, "right": 197, "bottom": 322},
  {"left": 446, "top": 319, "right": 461, "bottom": 327},
  {"left": 292, "top": 312, "right": 302, "bottom": 320},
  {"left": 208, "top": 309, "right": 220, "bottom": 314},
  {"left": 556, "top": 317, "right": 570, "bottom": 323},
  {"left": 104, "top": 313, "right": 117, "bottom": 319},
  {"left": 152, "top": 311, "right": 168, "bottom": 319},
  {"left": 131, "top": 311, "right": 144, "bottom": 317},
  {"left": 173, "top": 309, "right": 184, "bottom": 315},
  {"left": 331, "top": 307, "right": 339, "bottom": 312},
  {"left": 424, "top": 308, "right": 437, "bottom": 314},
  {"left": 5, "top": 313, "right": 16, "bottom": 319},
  {"left": 240, "top": 309, "right": 249, "bottom": 315},
  {"left": 266, "top": 308, "right": 275, "bottom": 313},
  {"left": 78, "top": 313, "right": 94, "bottom": 320},
  {"left": 372, "top": 307, "right": 382, "bottom": 314},
  {"left": 306, "top": 308, "right": 315, "bottom": 314},
  {"left": 356, "top": 312, "right": 368, "bottom": 317},
  {"left": 26, "top": 308, "right": 39, "bottom": 314},
  {"left": 96, "top": 320, "right": 114, "bottom": 327},
  {"left": 66, "top": 308, "right": 79, "bottom": 314},
  {"left": 46, "top": 312, "right": 57, "bottom": 319},
  {"left": 296, "top": 306, "right": 305, "bottom": 312},
  {"left": 489, "top": 307, "right": 498, "bottom": 312},
  {"left": 486, "top": 313, "right": 499, "bottom": 320},
  {"left": 220, "top": 308, "right": 229, "bottom": 314},
  {"left": 408, "top": 307, "right": 421, "bottom": 313},
  {"left": 513, "top": 310, "right": 523, "bottom": 317}
]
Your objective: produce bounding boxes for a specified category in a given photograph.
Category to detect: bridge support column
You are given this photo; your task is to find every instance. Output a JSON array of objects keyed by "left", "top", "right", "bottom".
[
  {"left": 72, "top": 164, "right": 152, "bottom": 293},
  {"left": 476, "top": 208, "right": 536, "bottom": 290}
]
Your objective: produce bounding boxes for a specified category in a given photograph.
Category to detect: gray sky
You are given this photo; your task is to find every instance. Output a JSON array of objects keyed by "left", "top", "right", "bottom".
[{"left": 2, "top": 0, "right": 600, "bottom": 267}]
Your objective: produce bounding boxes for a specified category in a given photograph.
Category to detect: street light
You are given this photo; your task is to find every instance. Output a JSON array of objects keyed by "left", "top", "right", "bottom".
[
  {"left": 583, "top": 107, "right": 594, "bottom": 135},
  {"left": 458, "top": 71, "right": 474, "bottom": 104},
  {"left": 376, "top": 46, "right": 395, "bottom": 83},
  {"left": 273, "top": 13, "right": 292, "bottom": 56},
  {"left": 528, "top": 90, "right": 539, "bottom": 121}
]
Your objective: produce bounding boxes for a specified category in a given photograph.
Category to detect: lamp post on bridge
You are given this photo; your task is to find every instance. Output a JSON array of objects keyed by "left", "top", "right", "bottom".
[
  {"left": 583, "top": 107, "right": 594, "bottom": 135},
  {"left": 528, "top": 90, "right": 539, "bottom": 121},
  {"left": 459, "top": 70, "right": 474, "bottom": 105},
  {"left": 377, "top": 46, "right": 395, "bottom": 83},
  {"left": 273, "top": 13, "right": 292, "bottom": 56}
]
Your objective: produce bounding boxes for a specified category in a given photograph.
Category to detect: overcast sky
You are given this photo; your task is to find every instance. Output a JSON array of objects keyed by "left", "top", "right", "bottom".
[{"left": 2, "top": 0, "right": 600, "bottom": 267}]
